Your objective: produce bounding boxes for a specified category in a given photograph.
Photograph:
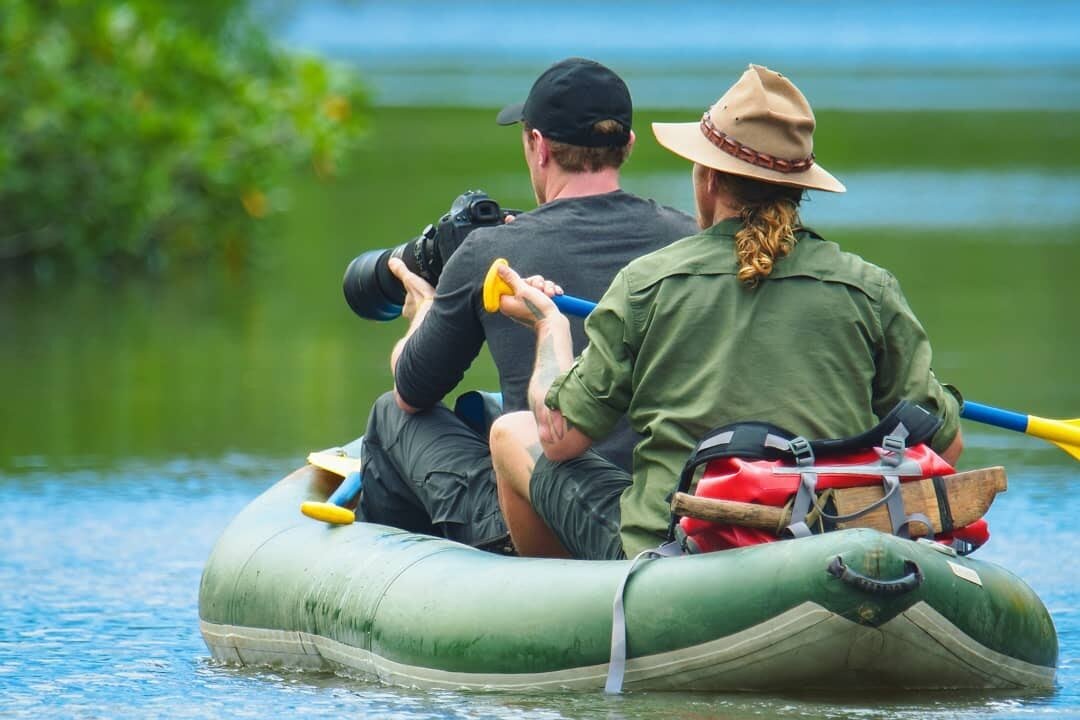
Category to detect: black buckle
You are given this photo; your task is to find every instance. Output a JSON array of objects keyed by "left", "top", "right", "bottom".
[
  {"left": 880, "top": 434, "right": 907, "bottom": 467},
  {"left": 789, "top": 436, "right": 815, "bottom": 466}
]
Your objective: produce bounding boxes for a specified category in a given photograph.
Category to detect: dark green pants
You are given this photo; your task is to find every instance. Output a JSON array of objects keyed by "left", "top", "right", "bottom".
[
  {"left": 530, "top": 451, "right": 631, "bottom": 560},
  {"left": 358, "top": 391, "right": 510, "bottom": 551}
]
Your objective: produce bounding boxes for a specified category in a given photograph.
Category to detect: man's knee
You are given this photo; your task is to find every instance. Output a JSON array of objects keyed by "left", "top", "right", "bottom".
[
  {"left": 490, "top": 411, "right": 540, "bottom": 463},
  {"left": 491, "top": 411, "right": 540, "bottom": 497}
]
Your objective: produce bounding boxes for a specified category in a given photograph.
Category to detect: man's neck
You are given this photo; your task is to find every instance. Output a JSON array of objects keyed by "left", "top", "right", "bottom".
[{"left": 544, "top": 167, "right": 621, "bottom": 203}]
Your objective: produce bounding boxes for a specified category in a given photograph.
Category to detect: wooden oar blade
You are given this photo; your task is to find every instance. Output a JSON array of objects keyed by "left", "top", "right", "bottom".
[
  {"left": 308, "top": 450, "right": 363, "bottom": 477},
  {"left": 833, "top": 466, "right": 1006, "bottom": 536}
]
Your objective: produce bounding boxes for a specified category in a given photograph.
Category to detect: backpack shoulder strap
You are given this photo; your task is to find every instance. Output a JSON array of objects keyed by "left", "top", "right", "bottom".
[
  {"left": 676, "top": 422, "right": 796, "bottom": 491},
  {"left": 809, "top": 401, "right": 943, "bottom": 457},
  {"left": 667, "top": 421, "right": 797, "bottom": 542}
]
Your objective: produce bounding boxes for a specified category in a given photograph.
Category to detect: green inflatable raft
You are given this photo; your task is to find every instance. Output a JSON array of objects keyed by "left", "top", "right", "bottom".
[{"left": 199, "top": 461, "right": 1058, "bottom": 692}]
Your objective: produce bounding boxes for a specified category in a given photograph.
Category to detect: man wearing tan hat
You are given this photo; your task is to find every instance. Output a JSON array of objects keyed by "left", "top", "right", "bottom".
[{"left": 489, "top": 64, "right": 964, "bottom": 560}]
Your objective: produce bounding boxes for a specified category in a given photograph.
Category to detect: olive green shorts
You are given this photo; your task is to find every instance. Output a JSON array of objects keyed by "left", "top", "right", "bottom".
[{"left": 529, "top": 450, "right": 631, "bottom": 560}]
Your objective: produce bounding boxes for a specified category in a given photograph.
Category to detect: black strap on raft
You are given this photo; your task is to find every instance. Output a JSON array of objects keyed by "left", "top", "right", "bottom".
[
  {"left": 827, "top": 556, "right": 924, "bottom": 596},
  {"left": 666, "top": 400, "right": 944, "bottom": 542}
]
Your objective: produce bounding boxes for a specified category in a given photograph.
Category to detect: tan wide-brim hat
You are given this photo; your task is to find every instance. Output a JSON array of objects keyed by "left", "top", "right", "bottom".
[{"left": 653, "top": 64, "right": 845, "bottom": 193}]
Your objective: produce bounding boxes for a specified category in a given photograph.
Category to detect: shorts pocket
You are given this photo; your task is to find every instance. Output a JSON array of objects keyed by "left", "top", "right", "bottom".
[{"left": 417, "top": 471, "right": 470, "bottom": 526}]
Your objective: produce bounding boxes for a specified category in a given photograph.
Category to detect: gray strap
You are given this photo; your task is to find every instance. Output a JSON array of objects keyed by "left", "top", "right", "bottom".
[
  {"left": 882, "top": 475, "right": 908, "bottom": 534},
  {"left": 785, "top": 469, "right": 819, "bottom": 536},
  {"left": 764, "top": 433, "right": 794, "bottom": 451},
  {"left": 900, "top": 512, "right": 934, "bottom": 537},
  {"left": 695, "top": 430, "right": 734, "bottom": 454},
  {"left": 816, "top": 479, "right": 899, "bottom": 523},
  {"left": 605, "top": 543, "right": 680, "bottom": 694},
  {"left": 879, "top": 474, "right": 933, "bottom": 538},
  {"left": 880, "top": 432, "right": 907, "bottom": 467},
  {"left": 783, "top": 436, "right": 818, "bottom": 537},
  {"left": 771, "top": 458, "right": 925, "bottom": 477},
  {"left": 785, "top": 521, "right": 813, "bottom": 539}
]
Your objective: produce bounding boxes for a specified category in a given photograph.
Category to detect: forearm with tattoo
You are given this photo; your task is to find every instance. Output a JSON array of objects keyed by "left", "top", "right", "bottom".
[{"left": 527, "top": 315, "right": 574, "bottom": 441}]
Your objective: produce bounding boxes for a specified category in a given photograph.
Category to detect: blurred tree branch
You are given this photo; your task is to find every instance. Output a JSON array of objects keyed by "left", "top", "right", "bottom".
[{"left": 0, "top": 0, "right": 370, "bottom": 278}]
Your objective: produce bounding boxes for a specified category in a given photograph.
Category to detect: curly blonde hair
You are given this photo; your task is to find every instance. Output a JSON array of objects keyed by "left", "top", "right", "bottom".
[{"left": 713, "top": 171, "right": 805, "bottom": 285}]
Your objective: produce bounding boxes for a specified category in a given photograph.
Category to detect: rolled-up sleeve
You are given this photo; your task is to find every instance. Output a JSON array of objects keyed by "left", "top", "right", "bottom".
[
  {"left": 546, "top": 271, "right": 635, "bottom": 441},
  {"left": 873, "top": 273, "right": 961, "bottom": 453}
]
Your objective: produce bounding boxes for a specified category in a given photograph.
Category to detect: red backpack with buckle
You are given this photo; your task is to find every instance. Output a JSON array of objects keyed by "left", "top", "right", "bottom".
[{"left": 667, "top": 401, "right": 989, "bottom": 555}]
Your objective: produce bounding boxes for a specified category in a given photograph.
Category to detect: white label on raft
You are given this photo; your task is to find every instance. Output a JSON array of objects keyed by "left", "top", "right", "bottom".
[{"left": 948, "top": 560, "right": 983, "bottom": 586}]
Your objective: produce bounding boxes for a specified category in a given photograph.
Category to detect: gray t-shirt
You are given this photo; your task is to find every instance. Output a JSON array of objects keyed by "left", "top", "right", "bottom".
[{"left": 395, "top": 189, "right": 697, "bottom": 471}]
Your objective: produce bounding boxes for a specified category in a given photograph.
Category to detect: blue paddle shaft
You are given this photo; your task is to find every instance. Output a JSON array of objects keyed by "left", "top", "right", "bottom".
[
  {"left": 553, "top": 294, "right": 596, "bottom": 318},
  {"left": 328, "top": 471, "right": 363, "bottom": 507},
  {"left": 960, "top": 401, "right": 1029, "bottom": 433},
  {"left": 550, "top": 293, "right": 1044, "bottom": 443}
]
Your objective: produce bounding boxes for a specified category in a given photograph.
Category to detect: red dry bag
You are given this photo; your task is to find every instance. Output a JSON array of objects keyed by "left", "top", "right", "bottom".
[{"left": 668, "top": 402, "right": 989, "bottom": 554}]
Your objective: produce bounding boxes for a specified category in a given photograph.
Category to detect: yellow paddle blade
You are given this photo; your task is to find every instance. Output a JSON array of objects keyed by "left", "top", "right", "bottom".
[
  {"left": 1062, "top": 418, "right": 1080, "bottom": 459},
  {"left": 1051, "top": 418, "right": 1080, "bottom": 460},
  {"left": 1051, "top": 438, "right": 1080, "bottom": 462},
  {"left": 1025, "top": 415, "right": 1080, "bottom": 461},
  {"left": 482, "top": 258, "right": 511, "bottom": 313},
  {"left": 301, "top": 501, "right": 356, "bottom": 525}
]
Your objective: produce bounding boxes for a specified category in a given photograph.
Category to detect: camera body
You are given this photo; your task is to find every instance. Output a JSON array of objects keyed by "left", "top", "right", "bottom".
[{"left": 343, "top": 190, "right": 513, "bottom": 321}]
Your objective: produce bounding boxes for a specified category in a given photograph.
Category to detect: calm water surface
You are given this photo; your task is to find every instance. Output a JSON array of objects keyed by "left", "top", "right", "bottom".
[
  {"left": 0, "top": 444, "right": 1076, "bottom": 718},
  {"left": 4, "top": 2, "right": 1080, "bottom": 717}
]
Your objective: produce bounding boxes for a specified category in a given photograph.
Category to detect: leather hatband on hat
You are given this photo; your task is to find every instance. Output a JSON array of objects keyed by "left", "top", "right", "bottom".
[
  {"left": 700, "top": 112, "right": 815, "bottom": 174},
  {"left": 651, "top": 64, "right": 845, "bottom": 193}
]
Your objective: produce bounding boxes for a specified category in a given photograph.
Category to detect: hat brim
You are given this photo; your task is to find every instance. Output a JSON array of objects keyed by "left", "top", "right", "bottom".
[
  {"left": 651, "top": 121, "right": 846, "bottom": 193},
  {"left": 496, "top": 102, "right": 525, "bottom": 126}
]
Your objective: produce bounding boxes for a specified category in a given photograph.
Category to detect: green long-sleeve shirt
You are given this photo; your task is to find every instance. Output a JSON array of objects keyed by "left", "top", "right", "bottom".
[{"left": 547, "top": 218, "right": 960, "bottom": 556}]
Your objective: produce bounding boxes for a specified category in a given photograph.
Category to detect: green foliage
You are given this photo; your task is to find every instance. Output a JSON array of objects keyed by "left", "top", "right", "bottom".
[{"left": 0, "top": 0, "right": 368, "bottom": 275}]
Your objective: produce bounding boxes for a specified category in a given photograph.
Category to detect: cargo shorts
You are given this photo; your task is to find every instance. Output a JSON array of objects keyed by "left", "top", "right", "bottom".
[{"left": 529, "top": 450, "right": 632, "bottom": 560}]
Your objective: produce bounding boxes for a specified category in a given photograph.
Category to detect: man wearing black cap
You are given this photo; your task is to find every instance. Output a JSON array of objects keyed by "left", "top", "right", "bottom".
[{"left": 357, "top": 58, "right": 696, "bottom": 553}]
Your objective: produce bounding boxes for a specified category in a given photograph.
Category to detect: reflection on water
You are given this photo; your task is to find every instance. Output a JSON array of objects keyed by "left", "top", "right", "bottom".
[
  {"left": 281, "top": 0, "right": 1080, "bottom": 110},
  {"left": 627, "top": 171, "right": 1080, "bottom": 228}
]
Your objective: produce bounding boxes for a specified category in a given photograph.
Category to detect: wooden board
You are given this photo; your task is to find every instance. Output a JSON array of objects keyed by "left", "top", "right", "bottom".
[
  {"left": 307, "top": 449, "right": 363, "bottom": 478},
  {"left": 832, "top": 466, "right": 1006, "bottom": 534}
]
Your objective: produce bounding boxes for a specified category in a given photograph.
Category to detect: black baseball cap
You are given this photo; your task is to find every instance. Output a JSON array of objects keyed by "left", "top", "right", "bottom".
[{"left": 496, "top": 58, "right": 632, "bottom": 147}]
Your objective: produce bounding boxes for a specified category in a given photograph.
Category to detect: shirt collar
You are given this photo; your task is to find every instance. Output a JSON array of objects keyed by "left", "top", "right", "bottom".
[{"left": 704, "top": 216, "right": 743, "bottom": 239}]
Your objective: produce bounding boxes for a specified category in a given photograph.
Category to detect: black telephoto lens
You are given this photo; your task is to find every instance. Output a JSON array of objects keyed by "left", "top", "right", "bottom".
[
  {"left": 343, "top": 190, "right": 510, "bottom": 322},
  {"left": 342, "top": 248, "right": 406, "bottom": 321}
]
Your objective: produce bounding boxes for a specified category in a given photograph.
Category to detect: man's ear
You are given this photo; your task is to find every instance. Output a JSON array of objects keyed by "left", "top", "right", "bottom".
[
  {"left": 530, "top": 129, "right": 550, "bottom": 167},
  {"left": 626, "top": 129, "right": 636, "bottom": 153},
  {"left": 707, "top": 167, "right": 721, "bottom": 194}
]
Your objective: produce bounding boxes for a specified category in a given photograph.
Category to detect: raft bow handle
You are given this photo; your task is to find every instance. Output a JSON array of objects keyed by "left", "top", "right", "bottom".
[{"left": 826, "top": 556, "right": 923, "bottom": 596}]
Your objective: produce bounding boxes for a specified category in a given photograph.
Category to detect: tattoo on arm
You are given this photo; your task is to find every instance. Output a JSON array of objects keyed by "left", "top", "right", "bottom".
[
  {"left": 535, "top": 334, "right": 562, "bottom": 391},
  {"left": 523, "top": 297, "right": 546, "bottom": 322},
  {"left": 528, "top": 323, "right": 575, "bottom": 440}
]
